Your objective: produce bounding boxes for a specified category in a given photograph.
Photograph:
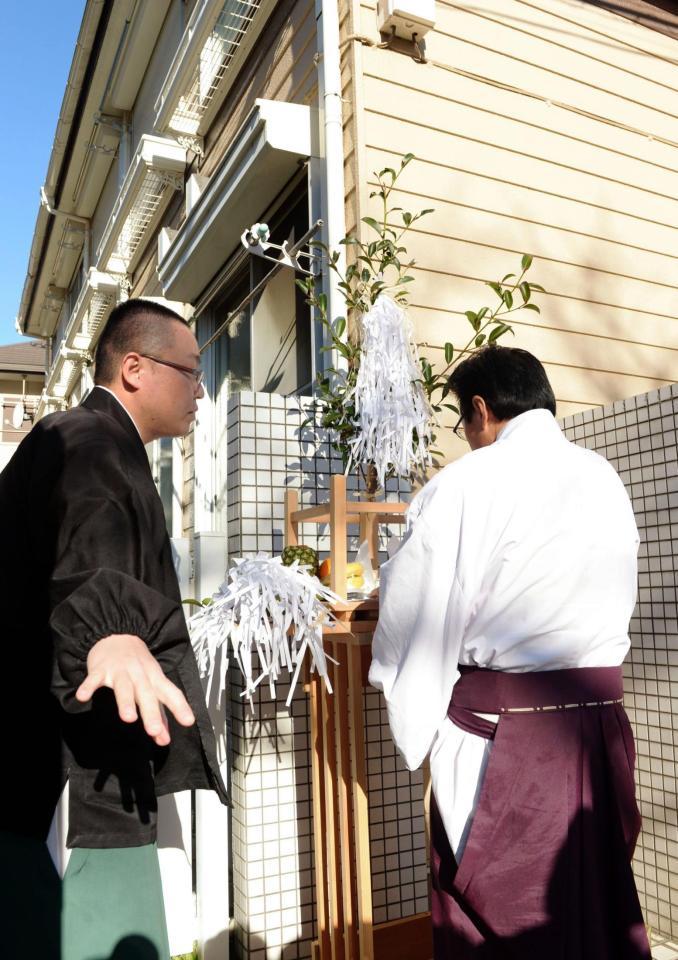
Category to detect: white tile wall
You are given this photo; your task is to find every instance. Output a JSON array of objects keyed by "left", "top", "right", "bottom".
[
  {"left": 561, "top": 383, "right": 678, "bottom": 943},
  {"left": 226, "top": 391, "right": 419, "bottom": 959}
]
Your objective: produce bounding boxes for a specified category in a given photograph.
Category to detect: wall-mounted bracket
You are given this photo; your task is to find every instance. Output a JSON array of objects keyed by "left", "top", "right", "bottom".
[{"left": 240, "top": 222, "right": 320, "bottom": 276}]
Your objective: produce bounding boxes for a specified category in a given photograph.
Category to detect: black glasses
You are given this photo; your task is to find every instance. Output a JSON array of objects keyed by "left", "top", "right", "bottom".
[
  {"left": 453, "top": 413, "right": 466, "bottom": 441},
  {"left": 141, "top": 354, "right": 204, "bottom": 386}
]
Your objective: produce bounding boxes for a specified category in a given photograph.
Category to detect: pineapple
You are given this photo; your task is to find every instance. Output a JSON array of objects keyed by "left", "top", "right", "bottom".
[{"left": 281, "top": 544, "right": 319, "bottom": 576}]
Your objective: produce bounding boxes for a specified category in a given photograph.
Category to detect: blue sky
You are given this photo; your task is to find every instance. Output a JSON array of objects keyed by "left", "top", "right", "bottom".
[{"left": 0, "top": 4, "right": 84, "bottom": 345}]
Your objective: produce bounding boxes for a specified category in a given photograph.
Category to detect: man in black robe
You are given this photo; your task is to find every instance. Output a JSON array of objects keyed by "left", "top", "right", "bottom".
[{"left": 0, "top": 299, "right": 226, "bottom": 959}]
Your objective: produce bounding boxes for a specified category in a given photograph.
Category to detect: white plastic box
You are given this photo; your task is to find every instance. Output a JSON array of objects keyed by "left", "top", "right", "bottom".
[{"left": 377, "top": 0, "right": 436, "bottom": 39}]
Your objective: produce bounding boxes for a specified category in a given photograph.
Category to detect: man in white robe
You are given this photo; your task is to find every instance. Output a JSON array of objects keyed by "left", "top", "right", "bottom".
[{"left": 369, "top": 346, "right": 650, "bottom": 959}]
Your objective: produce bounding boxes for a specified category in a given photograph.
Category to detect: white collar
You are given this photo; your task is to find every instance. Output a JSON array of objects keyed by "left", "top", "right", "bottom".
[
  {"left": 92, "top": 385, "right": 144, "bottom": 441},
  {"left": 495, "top": 408, "right": 562, "bottom": 445}
]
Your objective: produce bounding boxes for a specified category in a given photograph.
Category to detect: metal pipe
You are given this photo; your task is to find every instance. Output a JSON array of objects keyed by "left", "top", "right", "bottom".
[{"left": 316, "top": 0, "right": 348, "bottom": 371}]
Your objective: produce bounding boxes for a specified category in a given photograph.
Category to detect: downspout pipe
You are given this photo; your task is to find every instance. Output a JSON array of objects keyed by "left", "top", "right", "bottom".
[
  {"left": 316, "top": 0, "right": 348, "bottom": 372},
  {"left": 40, "top": 187, "right": 91, "bottom": 273}
]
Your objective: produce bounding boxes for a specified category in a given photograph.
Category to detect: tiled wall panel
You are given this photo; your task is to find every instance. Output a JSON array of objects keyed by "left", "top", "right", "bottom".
[
  {"left": 225, "top": 391, "right": 421, "bottom": 959},
  {"left": 561, "top": 383, "right": 678, "bottom": 942}
]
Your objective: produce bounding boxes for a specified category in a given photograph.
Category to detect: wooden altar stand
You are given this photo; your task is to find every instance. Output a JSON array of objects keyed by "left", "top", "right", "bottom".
[{"left": 285, "top": 475, "right": 433, "bottom": 960}]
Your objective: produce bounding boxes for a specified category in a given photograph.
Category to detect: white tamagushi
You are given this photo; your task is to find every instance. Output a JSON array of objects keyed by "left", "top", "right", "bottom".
[
  {"left": 347, "top": 295, "right": 432, "bottom": 486},
  {"left": 188, "top": 555, "right": 340, "bottom": 707}
]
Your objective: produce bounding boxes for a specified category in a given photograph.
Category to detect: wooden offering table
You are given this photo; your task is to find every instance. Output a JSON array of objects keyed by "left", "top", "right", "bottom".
[{"left": 285, "top": 476, "right": 433, "bottom": 960}]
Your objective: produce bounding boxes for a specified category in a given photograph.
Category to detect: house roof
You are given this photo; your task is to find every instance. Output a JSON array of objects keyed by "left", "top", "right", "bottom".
[{"left": 0, "top": 341, "right": 47, "bottom": 374}]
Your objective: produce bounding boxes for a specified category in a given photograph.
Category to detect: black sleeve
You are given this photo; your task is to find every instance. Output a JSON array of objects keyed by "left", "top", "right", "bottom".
[{"left": 46, "top": 436, "right": 188, "bottom": 710}]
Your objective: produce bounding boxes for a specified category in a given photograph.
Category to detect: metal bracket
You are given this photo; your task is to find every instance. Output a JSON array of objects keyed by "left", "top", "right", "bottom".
[
  {"left": 94, "top": 112, "right": 125, "bottom": 133},
  {"left": 109, "top": 272, "right": 132, "bottom": 296},
  {"left": 42, "top": 394, "right": 68, "bottom": 410},
  {"left": 176, "top": 134, "right": 205, "bottom": 158},
  {"left": 60, "top": 346, "right": 93, "bottom": 365},
  {"left": 157, "top": 171, "right": 185, "bottom": 191},
  {"left": 240, "top": 222, "right": 320, "bottom": 276},
  {"left": 200, "top": 219, "right": 324, "bottom": 355},
  {"left": 88, "top": 143, "right": 119, "bottom": 157}
]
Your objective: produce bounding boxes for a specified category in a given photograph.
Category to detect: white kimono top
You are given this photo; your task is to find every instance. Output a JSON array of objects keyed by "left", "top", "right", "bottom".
[{"left": 369, "top": 409, "right": 639, "bottom": 857}]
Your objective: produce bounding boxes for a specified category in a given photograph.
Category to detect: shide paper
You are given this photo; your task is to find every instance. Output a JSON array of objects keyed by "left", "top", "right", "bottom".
[
  {"left": 188, "top": 554, "right": 341, "bottom": 708},
  {"left": 347, "top": 295, "right": 432, "bottom": 487}
]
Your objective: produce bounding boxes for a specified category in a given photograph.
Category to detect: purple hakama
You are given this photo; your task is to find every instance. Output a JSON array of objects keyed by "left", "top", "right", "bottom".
[{"left": 431, "top": 665, "right": 651, "bottom": 959}]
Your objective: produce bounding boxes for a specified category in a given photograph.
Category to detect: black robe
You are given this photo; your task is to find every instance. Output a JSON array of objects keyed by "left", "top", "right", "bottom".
[{"left": 0, "top": 387, "right": 226, "bottom": 847}]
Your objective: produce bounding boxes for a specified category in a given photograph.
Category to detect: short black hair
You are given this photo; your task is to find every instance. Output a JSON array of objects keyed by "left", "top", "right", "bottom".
[
  {"left": 94, "top": 298, "right": 188, "bottom": 385},
  {"left": 448, "top": 345, "right": 556, "bottom": 422}
]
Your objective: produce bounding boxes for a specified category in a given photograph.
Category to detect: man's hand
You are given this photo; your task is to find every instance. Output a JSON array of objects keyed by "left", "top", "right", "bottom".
[{"left": 75, "top": 634, "right": 195, "bottom": 747}]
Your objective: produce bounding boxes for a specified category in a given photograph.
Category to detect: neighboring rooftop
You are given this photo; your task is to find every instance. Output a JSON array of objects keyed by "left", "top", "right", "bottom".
[{"left": 0, "top": 340, "right": 47, "bottom": 373}]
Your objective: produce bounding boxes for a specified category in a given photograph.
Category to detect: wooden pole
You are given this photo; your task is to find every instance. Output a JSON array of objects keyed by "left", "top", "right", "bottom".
[{"left": 329, "top": 474, "right": 347, "bottom": 596}]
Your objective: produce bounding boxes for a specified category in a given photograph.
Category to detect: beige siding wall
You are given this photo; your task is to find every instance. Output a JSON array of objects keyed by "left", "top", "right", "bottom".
[{"left": 348, "top": 0, "right": 678, "bottom": 458}]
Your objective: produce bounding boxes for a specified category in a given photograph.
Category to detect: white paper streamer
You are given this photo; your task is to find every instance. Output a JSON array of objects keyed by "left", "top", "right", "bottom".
[
  {"left": 347, "top": 295, "right": 432, "bottom": 487},
  {"left": 188, "top": 554, "right": 341, "bottom": 708}
]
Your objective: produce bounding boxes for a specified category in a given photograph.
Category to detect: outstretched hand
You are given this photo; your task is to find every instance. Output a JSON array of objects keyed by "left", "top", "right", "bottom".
[{"left": 75, "top": 633, "right": 195, "bottom": 746}]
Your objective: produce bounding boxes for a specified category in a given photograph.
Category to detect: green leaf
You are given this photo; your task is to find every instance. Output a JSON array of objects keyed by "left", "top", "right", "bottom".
[
  {"left": 399, "top": 275, "right": 415, "bottom": 283},
  {"left": 489, "top": 323, "right": 513, "bottom": 342},
  {"left": 522, "top": 303, "right": 541, "bottom": 313},
  {"left": 402, "top": 212, "right": 413, "bottom": 226},
  {"left": 475, "top": 333, "right": 486, "bottom": 347},
  {"left": 420, "top": 208, "right": 435, "bottom": 216},
  {"left": 379, "top": 167, "right": 397, "bottom": 180},
  {"left": 501, "top": 273, "right": 516, "bottom": 283},
  {"left": 502, "top": 289, "right": 513, "bottom": 310},
  {"left": 361, "top": 268, "right": 371, "bottom": 283},
  {"left": 487, "top": 281, "right": 503, "bottom": 297},
  {"left": 334, "top": 317, "right": 346, "bottom": 337},
  {"left": 521, "top": 253, "right": 533, "bottom": 271},
  {"left": 362, "top": 216, "right": 380, "bottom": 232},
  {"left": 465, "top": 310, "right": 480, "bottom": 331},
  {"left": 401, "top": 152, "right": 415, "bottom": 165},
  {"left": 528, "top": 283, "right": 546, "bottom": 293},
  {"left": 318, "top": 293, "right": 328, "bottom": 314},
  {"left": 519, "top": 282, "right": 531, "bottom": 302},
  {"left": 476, "top": 307, "right": 489, "bottom": 323},
  {"left": 444, "top": 342, "right": 454, "bottom": 363}
]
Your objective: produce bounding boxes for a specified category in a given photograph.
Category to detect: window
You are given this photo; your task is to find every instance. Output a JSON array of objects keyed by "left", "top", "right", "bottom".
[
  {"left": 194, "top": 182, "right": 312, "bottom": 532},
  {"left": 205, "top": 182, "right": 312, "bottom": 401},
  {"left": 148, "top": 437, "right": 176, "bottom": 534}
]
